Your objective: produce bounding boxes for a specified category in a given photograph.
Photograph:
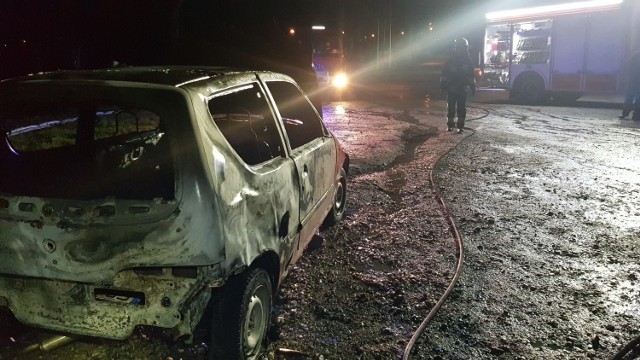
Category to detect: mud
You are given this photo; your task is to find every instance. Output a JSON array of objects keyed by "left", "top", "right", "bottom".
[{"left": 269, "top": 100, "right": 640, "bottom": 360}]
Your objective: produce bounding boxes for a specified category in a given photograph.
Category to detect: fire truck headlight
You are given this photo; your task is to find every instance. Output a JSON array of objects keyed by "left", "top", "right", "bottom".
[{"left": 332, "top": 73, "right": 348, "bottom": 89}]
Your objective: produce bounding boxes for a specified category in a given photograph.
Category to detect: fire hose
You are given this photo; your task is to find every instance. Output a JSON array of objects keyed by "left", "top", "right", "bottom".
[{"left": 402, "top": 105, "right": 489, "bottom": 359}]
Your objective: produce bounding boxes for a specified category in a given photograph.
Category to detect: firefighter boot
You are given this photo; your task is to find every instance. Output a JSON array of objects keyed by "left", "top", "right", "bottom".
[
  {"left": 457, "top": 116, "right": 466, "bottom": 133},
  {"left": 620, "top": 104, "right": 632, "bottom": 119},
  {"left": 447, "top": 117, "right": 456, "bottom": 131}
]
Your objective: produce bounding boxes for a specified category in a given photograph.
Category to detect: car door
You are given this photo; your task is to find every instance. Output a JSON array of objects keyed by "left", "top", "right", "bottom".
[
  {"left": 205, "top": 82, "right": 301, "bottom": 271},
  {"left": 262, "top": 80, "right": 336, "bottom": 251}
]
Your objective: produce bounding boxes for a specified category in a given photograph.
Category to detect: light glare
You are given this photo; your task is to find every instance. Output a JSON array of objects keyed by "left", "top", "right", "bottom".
[
  {"left": 332, "top": 73, "right": 348, "bottom": 89},
  {"left": 486, "top": 0, "right": 624, "bottom": 22}
]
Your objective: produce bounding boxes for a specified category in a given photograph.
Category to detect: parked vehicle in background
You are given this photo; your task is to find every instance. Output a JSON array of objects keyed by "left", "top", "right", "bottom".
[
  {"left": 481, "top": 0, "right": 639, "bottom": 103},
  {"left": 0, "top": 67, "right": 349, "bottom": 360},
  {"left": 310, "top": 25, "right": 350, "bottom": 98}
]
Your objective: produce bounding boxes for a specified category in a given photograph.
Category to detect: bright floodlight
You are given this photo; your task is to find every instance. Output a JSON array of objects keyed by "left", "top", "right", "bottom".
[
  {"left": 332, "top": 73, "right": 348, "bottom": 89},
  {"left": 312, "top": 25, "right": 326, "bottom": 30},
  {"left": 486, "top": 0, "right": 623, "bottom": 22}
]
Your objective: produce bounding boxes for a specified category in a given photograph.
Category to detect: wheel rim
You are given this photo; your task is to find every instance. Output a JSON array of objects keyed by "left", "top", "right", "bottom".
[
  {"left": 243, "top": 284, "right": 269, "bottom": 357},
  {"left": 334, "top": 177, "right": 346, "bottom": 214}
]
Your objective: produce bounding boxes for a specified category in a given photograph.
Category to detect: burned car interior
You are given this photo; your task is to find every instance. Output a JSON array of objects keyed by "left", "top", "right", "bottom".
[
  {"left": 208, "top": 83, "right": 285, "bottom": 165},
  {"left": 1, "top": 92, "right": 175, "bottom": 201}
]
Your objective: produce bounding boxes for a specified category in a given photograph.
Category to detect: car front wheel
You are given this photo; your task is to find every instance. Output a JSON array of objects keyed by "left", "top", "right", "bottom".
[
  {"left": 209, "top": 268, "right": 272, "bottom": 360},
  {"left": 323, "top": 167, "right": 347, "bottom": 227}
]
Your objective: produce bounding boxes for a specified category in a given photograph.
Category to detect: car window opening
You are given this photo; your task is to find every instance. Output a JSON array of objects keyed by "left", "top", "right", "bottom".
[
  {"left": 0, "top": 100, "right": 175, "bottom": 201},
  {"left": 208, "top": 84, "right": 285, "bottom": 165}
]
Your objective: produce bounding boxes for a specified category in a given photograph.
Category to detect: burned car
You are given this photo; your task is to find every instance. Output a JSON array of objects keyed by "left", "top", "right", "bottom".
[{"left": 0, "top": 67, "right": 349, "bottom": 359}]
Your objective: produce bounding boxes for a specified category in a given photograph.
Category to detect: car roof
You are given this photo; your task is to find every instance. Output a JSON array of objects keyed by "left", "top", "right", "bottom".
[{"left": 1, "top": 66, "right": 269, "bottom": 87}]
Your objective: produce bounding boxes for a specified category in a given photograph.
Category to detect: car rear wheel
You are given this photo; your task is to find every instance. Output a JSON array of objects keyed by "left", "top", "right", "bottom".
[
  {"left": 208, "top": 268, "right": 272, "bottom": 360},
  {"left": 323, "top": 167, "right": 347, "bottom": 227}
]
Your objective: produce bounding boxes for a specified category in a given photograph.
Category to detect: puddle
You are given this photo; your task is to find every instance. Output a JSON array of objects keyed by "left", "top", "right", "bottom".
[{"left": 389, "top": 127, "right": 437, "bottom": 168}]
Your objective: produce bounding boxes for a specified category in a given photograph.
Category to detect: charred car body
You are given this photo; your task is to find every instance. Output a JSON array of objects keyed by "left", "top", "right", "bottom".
[{"left": 0, "top": 67, "right": 349, "bottom": 359}]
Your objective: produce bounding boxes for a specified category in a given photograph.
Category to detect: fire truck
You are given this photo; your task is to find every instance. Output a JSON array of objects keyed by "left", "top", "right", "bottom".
[
  {"left": 481, "top": 0, "right": 639, "bottom": 103},
  {"left": 309, "top": 25, "right": 349, "bottom": 96}
]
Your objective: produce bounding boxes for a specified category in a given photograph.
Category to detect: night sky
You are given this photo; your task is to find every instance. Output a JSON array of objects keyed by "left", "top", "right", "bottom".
[{"left": 0, "top": 0, "right": 575, "bottom": 79}]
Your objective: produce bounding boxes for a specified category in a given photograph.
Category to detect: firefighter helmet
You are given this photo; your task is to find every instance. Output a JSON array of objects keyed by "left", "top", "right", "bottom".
[{"left": 455, "top": 37, "right": 469, "bottom": 52}]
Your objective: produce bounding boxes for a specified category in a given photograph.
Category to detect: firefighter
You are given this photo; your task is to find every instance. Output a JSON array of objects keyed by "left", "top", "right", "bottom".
[
  {"left": 440, "top": 37, "right": 476, "bottom": 133},
  {"left": 620, "top": 49, "right": 640, "bottom": 121}
]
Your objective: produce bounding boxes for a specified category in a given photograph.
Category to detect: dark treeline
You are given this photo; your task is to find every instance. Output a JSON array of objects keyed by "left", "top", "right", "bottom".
[{"left": 0, "top": 0, "right": 320, "bottom": 88}]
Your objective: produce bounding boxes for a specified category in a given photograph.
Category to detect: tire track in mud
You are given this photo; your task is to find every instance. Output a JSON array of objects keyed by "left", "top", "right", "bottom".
[{"left": 378, "top": 110, "right": 438, "bottom": 206}]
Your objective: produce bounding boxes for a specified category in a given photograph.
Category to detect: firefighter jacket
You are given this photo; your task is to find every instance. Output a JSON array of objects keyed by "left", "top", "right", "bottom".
[{"left": 440, "top": 55, "right": 476, "bottom": 94}]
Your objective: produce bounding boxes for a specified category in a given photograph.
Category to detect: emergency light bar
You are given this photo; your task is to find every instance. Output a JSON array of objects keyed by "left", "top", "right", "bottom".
[{"left": 486, "top": 0, "right": 623, "bottom": 22}]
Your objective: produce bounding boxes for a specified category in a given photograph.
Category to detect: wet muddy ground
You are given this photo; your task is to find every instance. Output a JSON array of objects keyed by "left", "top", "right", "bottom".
[
  {"left": 269, "top": 98, "right": 640, "bottom": 360},
  {"left": 2, "top": 92, "right": 639, "bottom": 360}
]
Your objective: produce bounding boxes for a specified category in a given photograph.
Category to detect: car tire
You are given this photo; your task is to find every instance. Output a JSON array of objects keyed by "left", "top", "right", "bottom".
[
  {"left": 208, "top": 268, "right": 272, "bottom": 360},
  {"left": 323, "top": 167, "right": 347, "bottom": 227}
]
